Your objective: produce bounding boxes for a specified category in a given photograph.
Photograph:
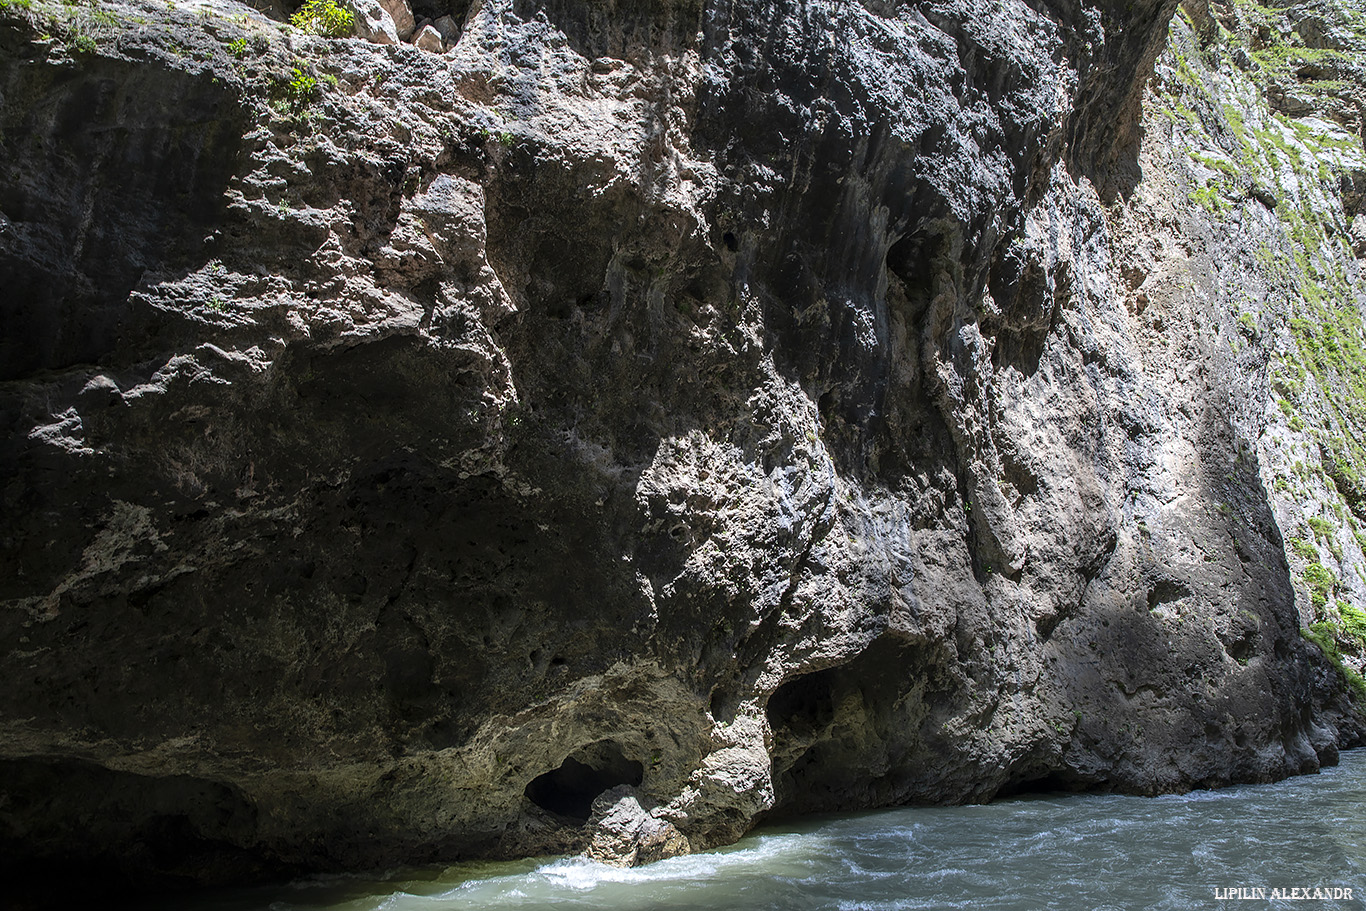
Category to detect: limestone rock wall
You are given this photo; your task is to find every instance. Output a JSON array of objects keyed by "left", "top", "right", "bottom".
[
  {"left": 0, "top": 0, "right": 1362, "bottom": 900},
  {"left": 1139, "top": 0, "right": 1366, "bottom": 674}
]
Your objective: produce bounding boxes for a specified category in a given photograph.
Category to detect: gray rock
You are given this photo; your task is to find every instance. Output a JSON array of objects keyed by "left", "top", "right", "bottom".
[
  {"left": 432, "top": 14, "right": 460, "bottom": 44},
  {"left": 379, "top": 0, "right": 414, "bottom": 41},
  {"left": 413, "top": 24, "right": 443, "bottom": 53},
  {"left": 345, "top": 0, "right": 398, "bottom": 45},
  {"left": 584, "top": 786, "right": 690, "bottom": 867}
]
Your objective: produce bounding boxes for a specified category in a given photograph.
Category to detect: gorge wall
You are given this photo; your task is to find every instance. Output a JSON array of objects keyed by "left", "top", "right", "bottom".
[{"left": 2, "top": 0, "right": 1365, "bottom": 900}]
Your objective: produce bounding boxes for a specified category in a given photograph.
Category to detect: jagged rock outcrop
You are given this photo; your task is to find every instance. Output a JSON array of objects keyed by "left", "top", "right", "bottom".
[{"left": 1, "top": 0, "right": 1363, "bottom": 902}]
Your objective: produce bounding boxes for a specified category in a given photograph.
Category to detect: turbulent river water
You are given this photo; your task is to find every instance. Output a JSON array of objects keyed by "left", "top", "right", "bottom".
[{"left": 189, "top": 749, "right": 1366, "bottom": 911}]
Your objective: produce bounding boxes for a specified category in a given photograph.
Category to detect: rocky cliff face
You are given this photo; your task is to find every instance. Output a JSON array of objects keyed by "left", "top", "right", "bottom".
[{"left": 1, "top": 0, "right": 1363, "bottom": 900}]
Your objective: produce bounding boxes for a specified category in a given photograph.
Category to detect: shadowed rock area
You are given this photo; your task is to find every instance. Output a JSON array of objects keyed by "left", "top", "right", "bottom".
[{"left": 1, "top": 0, "right": 1364, "bottom": 903}]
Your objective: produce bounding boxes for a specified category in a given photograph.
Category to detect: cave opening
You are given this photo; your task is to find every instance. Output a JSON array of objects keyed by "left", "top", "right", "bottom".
[
  {"left": 766, "top": 667, "right": 837, "bottom": 735},
  {"left": 409, "top": 0, "right": 472, "bottom": 31},
  {"left": 523, "top": 740, "right": 643, "bottom": 821},
  {"left": 995, "top": 769, "right": 1093, "bottom": 799},
  {"left": 763, "top": 638, "right": 954, "bottom": 818},
  {"left": 884, "top": 229, "right": 940, "bottom": 324}
]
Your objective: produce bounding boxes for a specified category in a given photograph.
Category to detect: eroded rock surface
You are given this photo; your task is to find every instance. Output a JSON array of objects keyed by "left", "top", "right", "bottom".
[{"left": 0, "top": 0, "right": 1363, "bottom": 901}]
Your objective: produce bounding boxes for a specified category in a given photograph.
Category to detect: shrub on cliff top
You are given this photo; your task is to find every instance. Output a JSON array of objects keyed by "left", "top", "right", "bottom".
[{"left": 290, "top": 0, "right": 353, "bottom": 37}]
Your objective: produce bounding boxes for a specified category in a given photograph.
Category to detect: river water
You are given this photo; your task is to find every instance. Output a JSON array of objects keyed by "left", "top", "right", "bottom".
[{"left": 192, "top": 749, "right": 1366, "bottom": 911}]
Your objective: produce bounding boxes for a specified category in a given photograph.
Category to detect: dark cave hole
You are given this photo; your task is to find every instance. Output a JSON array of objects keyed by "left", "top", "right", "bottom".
[
  {"left": 816, "top": 389, "right": 857, "bottom": 441},
  {"left": 722, "top": 231, "right": 738, "bottom": 252},
  {"left": 409, "top": 0, "right": 472, "bottom": 32},
  {"left": 885, "top": 228, "right": 948, "bottom": 329},
  {"left": 766, "top": 668, "right": 836, "bottom": 734},
  {"left": 886, "top": 231, "right": 934, "bottom": 290},
  {"left": 995, "top": 770, "right": 1093, "bottom": 799},
  {"left": 523, "top": 740, "right": 643, "bottom": 821}
]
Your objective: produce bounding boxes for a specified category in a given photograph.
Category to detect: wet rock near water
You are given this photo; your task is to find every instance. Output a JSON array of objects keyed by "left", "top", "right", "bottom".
[{"left": 0, "top": 0, "right": 1364, "bottom": 901}]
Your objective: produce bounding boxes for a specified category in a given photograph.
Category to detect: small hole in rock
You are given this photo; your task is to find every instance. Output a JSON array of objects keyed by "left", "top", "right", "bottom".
[{"left": 722, "top": 231, "right": 738, "bottom": 252}]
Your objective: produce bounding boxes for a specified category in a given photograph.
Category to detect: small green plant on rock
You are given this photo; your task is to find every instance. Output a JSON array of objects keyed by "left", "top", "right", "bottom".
[
  {"left": 289, "top": 0, "right": 353, "bottom": 37},
  {"left": 1303, "top": 562, "right": 1336, "bottom": 609},
  {"left": 280, "top": 65, "right": 317, "bottom": 112},
  {"left": 1188, "top": 183, "right": 1227, "bottom": 213},
  {"left": 1309, "top": 516, "right": 1342, "bottom": 557}
]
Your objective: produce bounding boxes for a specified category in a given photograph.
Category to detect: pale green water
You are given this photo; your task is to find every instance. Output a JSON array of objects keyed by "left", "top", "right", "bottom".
[{"left": 188, "top": 750, "right": 1366, "bottom": 911}]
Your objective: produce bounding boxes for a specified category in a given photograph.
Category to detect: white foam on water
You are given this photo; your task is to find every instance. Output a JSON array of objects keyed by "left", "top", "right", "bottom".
[
  {"left": 372, "top": 831, "right": 831, "bottom": 908},
  {"left": 850, "top": 823, "right": 920, "bottom": 845},
  {"left": 835, "top": 857, "right": 901, "bottom": 880},
  {"left": 530, "top": 832, "right": 826, "bottom": 891},
  {"left": 906, "top": 865, "right": 972, "bottom": 883}
]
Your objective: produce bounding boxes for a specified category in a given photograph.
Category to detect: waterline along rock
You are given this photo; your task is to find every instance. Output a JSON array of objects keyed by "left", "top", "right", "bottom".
[{"left": 1, "top": 0, "right": 1364, "bottom": 900}]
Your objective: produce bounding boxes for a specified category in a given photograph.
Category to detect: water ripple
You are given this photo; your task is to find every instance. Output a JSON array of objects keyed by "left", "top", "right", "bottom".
[{"left": 192, "top": 750, "right": 1366, "bottom": 911}]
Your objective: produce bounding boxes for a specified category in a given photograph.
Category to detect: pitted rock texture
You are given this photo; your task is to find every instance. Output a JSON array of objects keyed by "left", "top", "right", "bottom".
[{"left": 0, "top": 0, "right": 1363, "bottom": 901}]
